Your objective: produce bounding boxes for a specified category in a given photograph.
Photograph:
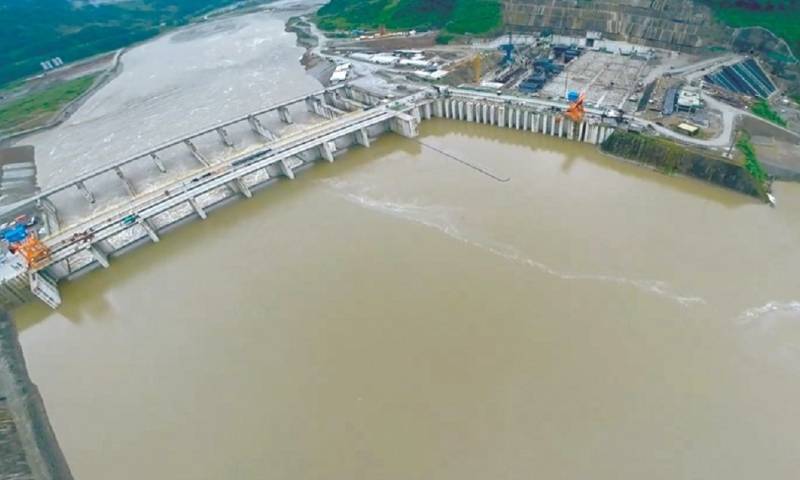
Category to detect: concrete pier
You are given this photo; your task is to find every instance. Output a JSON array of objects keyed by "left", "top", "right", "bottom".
[{"left": 277, "top": 106, "right": 293, "bottom": 124}]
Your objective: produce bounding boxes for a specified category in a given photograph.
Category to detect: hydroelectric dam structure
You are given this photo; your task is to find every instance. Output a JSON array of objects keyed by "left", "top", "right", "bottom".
[{"left": 0, "top": 85, "right": 621, "bottom": 309}]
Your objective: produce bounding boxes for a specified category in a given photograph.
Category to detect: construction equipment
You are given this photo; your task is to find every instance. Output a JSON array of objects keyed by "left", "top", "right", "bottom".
[
  {"left": 14, "top": 234, "right": 50, "bottom": 269},
  {"left": 499, "top": 31, "right": 514, "bottom": 65},
  {"left": 564, "top": 91, "right": 586, "bottom": 122},
  {"left": 1, "top": 214, "right": 50, "bottom": 269}
]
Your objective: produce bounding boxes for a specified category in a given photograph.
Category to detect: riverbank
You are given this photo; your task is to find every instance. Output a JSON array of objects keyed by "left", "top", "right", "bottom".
[
  {"left": 0, "top": 49, "right": 125, "bottom": 146},
  {"left": 601, "top": 130, "right": 769, "bottom": 201},
  {"left": 0, "top": 312, "right": 72, "bottom": 479}
]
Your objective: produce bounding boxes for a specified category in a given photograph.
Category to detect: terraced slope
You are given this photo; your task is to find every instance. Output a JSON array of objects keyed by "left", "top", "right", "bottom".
[{"left": 503, "top": 0, "right": 731, "bottom": 52}]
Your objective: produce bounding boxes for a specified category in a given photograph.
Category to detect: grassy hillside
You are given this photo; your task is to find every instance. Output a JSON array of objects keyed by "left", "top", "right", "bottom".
[
  {"left": 702, "top": 1, "right": 800, "bottom": 54},
  {"left": 316, "top": 0, "right": 502, "bottom": 35},
  {"left": 0, "top": 74, "right": 97, "bottom": 132},
  {"left": 0, "top": 0, "right": 249, "bottom": 86}
]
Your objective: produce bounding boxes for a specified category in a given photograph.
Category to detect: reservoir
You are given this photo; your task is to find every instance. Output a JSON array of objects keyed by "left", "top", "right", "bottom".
[{"left": 11, "top": 7, "right": 800, "bottom": 480}]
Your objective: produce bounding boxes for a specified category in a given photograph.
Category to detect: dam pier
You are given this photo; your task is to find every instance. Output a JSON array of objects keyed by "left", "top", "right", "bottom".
[{"left": 0, "top": 85, "right": 621, "bottom": 309}]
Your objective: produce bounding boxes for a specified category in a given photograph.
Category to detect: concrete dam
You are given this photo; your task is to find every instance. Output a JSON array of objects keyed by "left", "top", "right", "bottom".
[{"left": 0, "top": 85, "right": 621, "bottom": 310}]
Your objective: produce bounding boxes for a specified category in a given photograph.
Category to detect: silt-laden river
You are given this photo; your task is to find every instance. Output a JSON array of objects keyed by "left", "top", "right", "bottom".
[{"left": 13, "top": 8, "right": 800, "bottom": 480}]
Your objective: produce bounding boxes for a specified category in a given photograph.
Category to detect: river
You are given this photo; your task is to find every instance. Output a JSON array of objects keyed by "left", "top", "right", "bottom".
[{"left": 12, "top": 7, "right": 800, "bottom": 480}]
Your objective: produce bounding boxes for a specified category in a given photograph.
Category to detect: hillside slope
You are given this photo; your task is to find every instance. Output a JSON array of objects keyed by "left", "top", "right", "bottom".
[
  {"left": 316, "top": 0, "right": 502, "bottom": 34},
  {"left": 503, "top": 0, "right": 730, "bottom": 53},
  {"left": 701, "top": 1, "right": 800, "bottom": 57}
]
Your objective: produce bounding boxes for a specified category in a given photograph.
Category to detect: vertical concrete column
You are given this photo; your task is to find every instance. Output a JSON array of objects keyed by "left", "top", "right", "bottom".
[
  {"left": 232, "top": 178, "right": 252, "bottom": 198},
  {"left": 567, "top": 121, "right": 574, "bottom": 140},
  {"left": 150, "top": 153, "right": 166, "bottom": 173},
  {"left": 278, "top": 106, "right": 293, "bottom": 124},
  {"left": 444, "top": 100, "right": 451, "bottom": 119},
  {"left": 39, "top": 198, "right": 60, "bottom": 231},
  {"left": 249, "top": 114, "right": 277, "bottom": 141},
  {"left": 390, "top": 112, "right": 419, "bottom": 138},
  {"left": 522, "top": 111, "right": 528, "bottom": 131},
  {"left": 424, "top": 102, "right": 432, "bottom": 120},
  {"left": 75, "top": 181, "right": 95, "bottom": 204},
  {"left": 498, "top": 107, "right": 506, "bottom": 128},
  {"left": 320, "top": 141, "right": 336, "bottom": 162},
  {"left": 278, "top": 159, "right": 295, "bottom": 179},
  {"left": 457, "top": 101, "right": 464, "bottom": 121},
  {"left": 515, "top": 109, "right": 522, "bottom": 130},
  {"left": 434, "top": 99, "right": 443, "bottom": 118},
  {"left": 466, "top": 102, "right": 474, "bottom": 122},
  {"left": 480, "top": 104, "right": 487, "bottom": 124},
  {"left": 141, "top": 219, "right": 160, "bottom": 242},
  {"left": 189, "top": 198, "right": 207, "bottom": 220},
  {"left": 355, "top": 128, "right": 370, "bottom": 148},
  {"left": 550, "top": 115, "right": 556, "bottom": 136},
  {"left": 558, "top": 118, "right": 564, "bottom": 137},
  {"left": 114, "top": 167, "right": 136, "bottom": 197},
  {"left": 532, "top": 114, "right": 538, "bottom": 132},
  {"left": 90, "top": 244, "right": 110, "bottom": 268},
  {"left": 184, "top": 140, "right": 209, "bottom": 166},
  {"left": 216, "top": 127, "right": 234, "bottom": 147}
]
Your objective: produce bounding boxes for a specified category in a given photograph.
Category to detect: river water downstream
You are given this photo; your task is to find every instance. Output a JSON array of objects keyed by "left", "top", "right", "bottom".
[{"left": 11, "top": 7, "right": 800, "bottom": 480}]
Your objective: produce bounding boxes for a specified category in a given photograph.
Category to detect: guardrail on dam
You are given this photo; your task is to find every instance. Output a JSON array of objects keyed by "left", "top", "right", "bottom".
[{"left": 0, "top": 86, "right": 619, "bottom": 309}]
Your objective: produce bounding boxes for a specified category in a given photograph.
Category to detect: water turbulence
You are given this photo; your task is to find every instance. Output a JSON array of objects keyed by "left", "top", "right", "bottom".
[{"left": 323, "top": 178, "right": 705, "bottom": 307}]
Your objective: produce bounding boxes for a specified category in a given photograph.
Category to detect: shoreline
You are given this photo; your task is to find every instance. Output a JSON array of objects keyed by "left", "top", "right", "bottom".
[
  {"left": 1, "top": 49, "right": 126, "bottom": 147},
  {"left": 0, "top": 0, "right": 292, "bottom": 147}
]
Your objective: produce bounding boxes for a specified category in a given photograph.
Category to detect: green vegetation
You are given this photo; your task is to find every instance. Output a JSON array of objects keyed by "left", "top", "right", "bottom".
[
  {"left": 702, "top": 1, "right": 800, "bottom": 55},
  {"left": 736, "top": 132, "right": 769, "bottom": 185},
  {"left": 446, "top": 0, "right": 502, "bottom": 34},
  {"left": 316, "top": 0, "right": 501, "bottom": 35},
  {"left": 0, "top": 0, "right": 249, "bottom": 86},
  {"left": 436, "top": 33, "right": 455, "bottom": 45},
  {"left": 750, "top": 99, "right": 787, "bottom": 127},
  {"left": 0, "top": 75, "right": 97, "bottom": 132}
]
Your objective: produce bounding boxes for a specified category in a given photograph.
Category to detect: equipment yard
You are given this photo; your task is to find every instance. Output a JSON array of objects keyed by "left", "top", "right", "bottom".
[{"left": 540, "top": 50, "right": 649, "bottom": 110}]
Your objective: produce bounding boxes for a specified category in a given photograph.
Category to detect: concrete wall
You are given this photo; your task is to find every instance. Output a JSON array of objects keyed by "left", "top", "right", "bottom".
[
  {"left": 430, "top": 96, "right": 615, "bottom": 145},
  {"left": 0, "top": 312, "right": 74, "bottom": 480}
]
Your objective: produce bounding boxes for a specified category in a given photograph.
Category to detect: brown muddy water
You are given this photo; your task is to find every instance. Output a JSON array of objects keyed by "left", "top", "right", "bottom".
[{"left": 14, "top": 119, "right": 800, "bottom": 479}]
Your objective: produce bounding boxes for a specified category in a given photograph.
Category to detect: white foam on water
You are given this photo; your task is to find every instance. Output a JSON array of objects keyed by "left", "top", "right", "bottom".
[
  {"left": 738, "top": 300, "right": 800, "bottom": 320},
  {"left": 323, "top": 178, "right": 705, "bottom": 307}
]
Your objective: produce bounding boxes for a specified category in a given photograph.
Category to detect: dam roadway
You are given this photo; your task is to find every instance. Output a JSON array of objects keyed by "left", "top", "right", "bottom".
[{"left": 2, "top": 84, "right": 630, "bottom": 309}]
